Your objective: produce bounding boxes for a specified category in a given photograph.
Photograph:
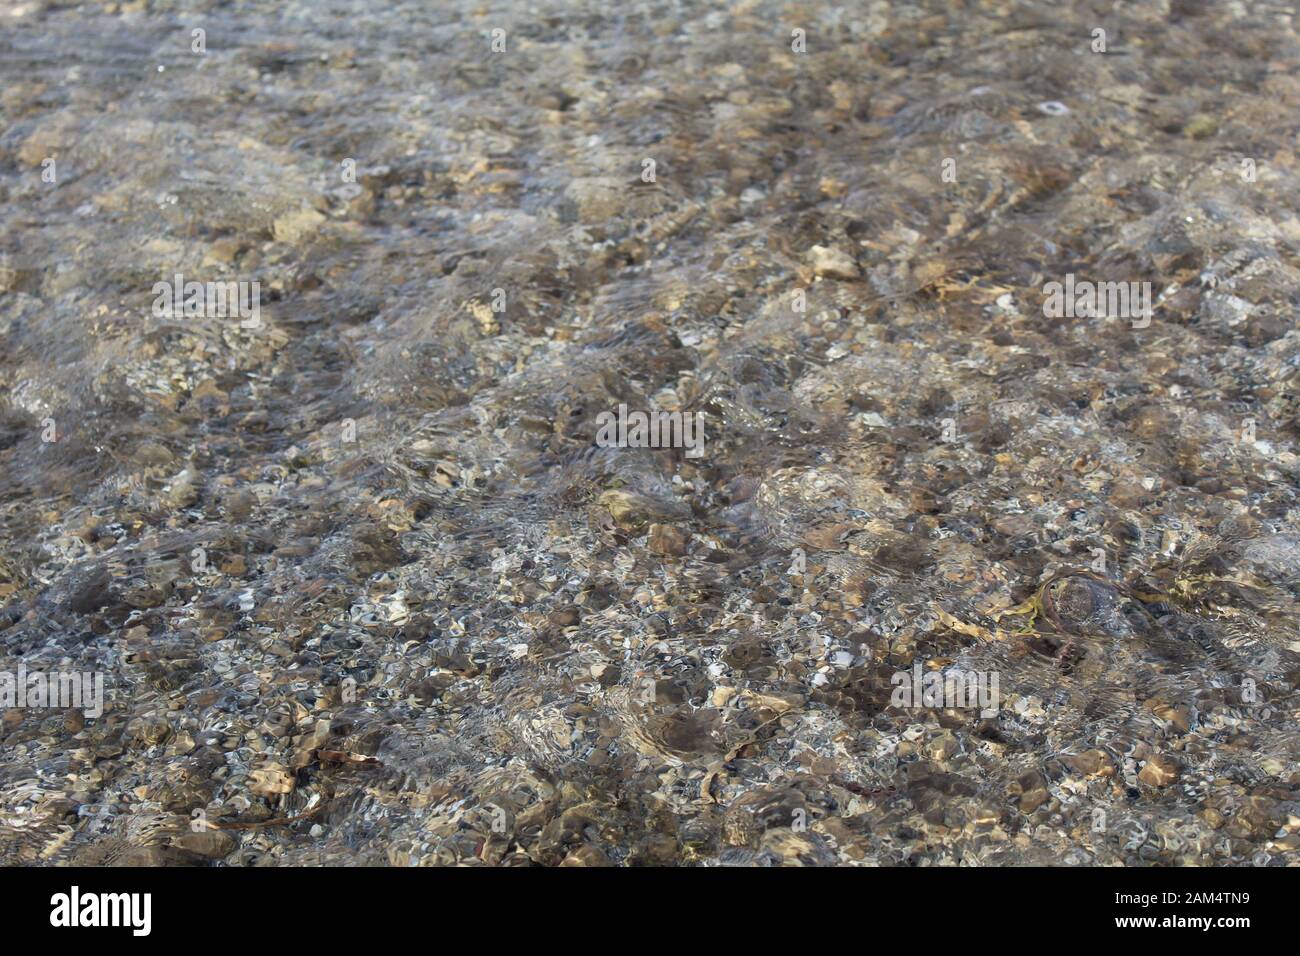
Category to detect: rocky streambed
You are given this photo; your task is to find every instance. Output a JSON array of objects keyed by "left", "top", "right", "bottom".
[{"left": 0, "top": 0, "right": 1298, "bottom": 866}]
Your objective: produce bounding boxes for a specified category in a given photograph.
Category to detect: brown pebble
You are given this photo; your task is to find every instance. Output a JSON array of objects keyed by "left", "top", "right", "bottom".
[
  {"left": 547, "top": 606, "right": 580, "bottom": 627},
  {"left": 1138, "top": 754, "right": 1180, "bottom": 788},
  {"left": 647, "top": 523, "right": 689, "bottom": 556}
]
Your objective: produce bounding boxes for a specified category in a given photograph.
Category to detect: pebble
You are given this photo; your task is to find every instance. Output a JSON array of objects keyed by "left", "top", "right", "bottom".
[{"left": 808, "top": 245, "right": 860, "bottom": 280}]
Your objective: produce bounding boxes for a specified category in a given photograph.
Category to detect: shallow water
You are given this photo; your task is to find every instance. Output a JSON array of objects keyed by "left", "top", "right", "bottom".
[{"left": 0, "top": 0, "right": 1298, "bottom": 865}]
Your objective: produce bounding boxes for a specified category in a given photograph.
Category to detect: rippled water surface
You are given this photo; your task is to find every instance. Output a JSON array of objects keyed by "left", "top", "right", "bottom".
[{"left": 1, "top": 0, "right": 1298, "bottom": 865}]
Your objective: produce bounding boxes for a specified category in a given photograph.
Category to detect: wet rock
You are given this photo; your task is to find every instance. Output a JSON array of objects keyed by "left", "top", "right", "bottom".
[
  {"left": 808, "top": 245, "right": 860, "bottom": 280},
  {"left": 1183, "top": 114, "right": 1218, "bottom": 139},
  {"left": 565, "top": 177, "right": 624, "bottom": 224},
  {"left": 1042, "top": 574, "right": 1131, "bottom": 636},
  {"left": 248, "top": 764, "right": 295, "bottom": 798},
  {"left": 1063, "top": 750, "right": 1116, "bottom": 778},
  {"left": 647, "top": 523, "right": 689, "bottom": 556},
  {"left": 1010, "top": 771, "right": 1050, "bottom": 814},
  {"left": 272, "top": 206, "right": 326, "bottom": 244},
  {"left": 547, "top": 606, "right": 580, "bottom": 628},
  {"left": 1138, "top": 755, "right": 1180, "bottom": 788},
  {"left": 559, "top": 845, "right": 612, "bottom": 867},
  {"left": 172, "top": 830, "right": 235, "bottom": 860},
  {"left": 125, "top": 716, "right": 172, "bottom": 748}
]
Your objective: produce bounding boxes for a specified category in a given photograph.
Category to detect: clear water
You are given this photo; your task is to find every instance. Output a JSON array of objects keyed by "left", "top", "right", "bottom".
[{"left": 0, "top": 0, "right": 1297, "bottom": 866}]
